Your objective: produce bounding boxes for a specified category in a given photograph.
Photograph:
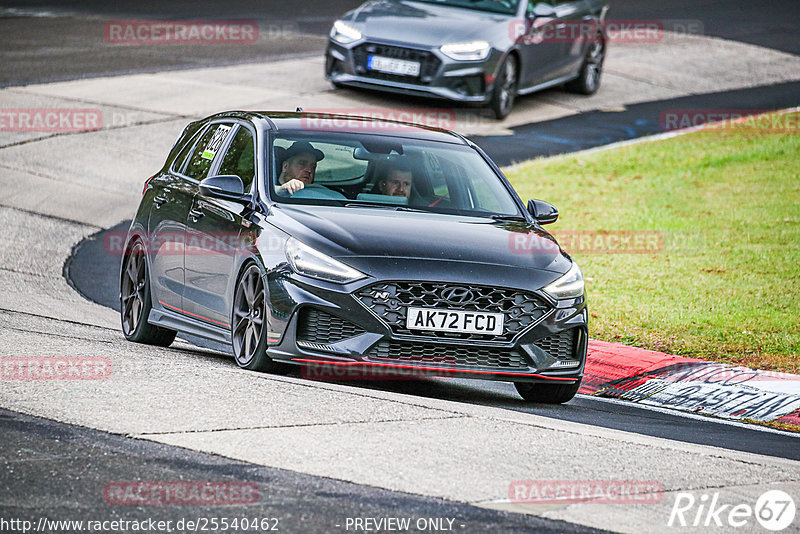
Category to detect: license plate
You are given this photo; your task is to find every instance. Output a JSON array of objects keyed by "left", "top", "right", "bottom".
[
  {"left": 367, "top": 55, "right": 421, "bottom": 77},
  {"left": 406, "top": 307, "right": 504, "bottom": 335}
]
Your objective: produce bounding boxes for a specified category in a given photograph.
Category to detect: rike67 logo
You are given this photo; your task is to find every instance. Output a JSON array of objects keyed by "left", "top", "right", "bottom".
[{"left": 668, "top": 490, "right": 796, "bottom": 531}]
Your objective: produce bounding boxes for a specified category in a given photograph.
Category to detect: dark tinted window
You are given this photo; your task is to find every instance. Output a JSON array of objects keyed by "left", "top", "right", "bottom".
[
  {"left": 184, "top": 123, "right": 233, "bottom": 180},
  {"left": 218, "top": 125, "right": 256, "bottom": 192}
]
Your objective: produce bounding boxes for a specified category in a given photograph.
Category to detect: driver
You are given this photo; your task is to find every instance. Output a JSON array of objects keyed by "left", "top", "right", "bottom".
[
  {"left": 375, "top": 163, "right": 413, "bottom": 199},
  {"left": 275, "top": 141, "right": 325, "bottom": 195}
]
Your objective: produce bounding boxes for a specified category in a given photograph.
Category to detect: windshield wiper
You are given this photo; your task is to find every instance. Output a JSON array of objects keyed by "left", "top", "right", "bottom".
[{"left": 344, "top": 202, "right": 428, "bottom": 213}]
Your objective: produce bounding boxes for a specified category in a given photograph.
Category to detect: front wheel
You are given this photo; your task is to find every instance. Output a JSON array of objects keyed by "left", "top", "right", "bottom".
[
  {"left": 231, "top": 263, "right": 280, "bottom": 372},
  {"left": 120, "top": 240, "right": 176, "bottom": 346},
  {"left": 514, "top": 380, "right": 581, "bottom": 404},
  {"left": 489, "top": 55, "right": 518, "bottom": 120}
]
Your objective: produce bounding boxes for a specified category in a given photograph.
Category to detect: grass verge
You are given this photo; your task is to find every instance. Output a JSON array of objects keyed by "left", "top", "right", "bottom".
[{"left": 505, "top": 111, "right": 800, "bottom": 375}]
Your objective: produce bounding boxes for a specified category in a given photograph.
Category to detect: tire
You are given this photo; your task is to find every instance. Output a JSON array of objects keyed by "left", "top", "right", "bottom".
[
  {"left": 489, "top": 55, "right": 519, "bottom": 120},
  {"left": 120, "top": 240, "right": 177, "bottom": 346},
  {"left": 231, "top": 263, "right": 280, "bottom": 372},
  {"left": 565, "top": 31, "right": 605, "bottom": 95},
  {"left": 514, "top": 380, "right": 581, "bottom": 404}
]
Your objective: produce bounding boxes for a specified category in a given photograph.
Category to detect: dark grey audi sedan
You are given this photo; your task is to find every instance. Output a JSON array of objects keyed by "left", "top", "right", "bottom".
[
  {"left": 326, "top": 0, "right": 608, "bottom": 119},
  {"left": 120, "top": 111, "right": 588, "bottom": 403}
]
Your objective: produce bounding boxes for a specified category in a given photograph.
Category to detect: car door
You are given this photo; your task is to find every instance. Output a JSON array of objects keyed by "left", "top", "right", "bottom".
[
  {"left": 550, "top": 0, "right": 592, "bottom": 79},
  {"left": 517, "top": 0, "right": 564, "bottom": 87},
  {"left": 183, "top": 122, "right": 256, "bottom": 328},
  {"left": 146, "top": 125, "right": 211, "bottom": 313},
  {"left": 518, "top": 0, "right": 588, "bottom": 87}
]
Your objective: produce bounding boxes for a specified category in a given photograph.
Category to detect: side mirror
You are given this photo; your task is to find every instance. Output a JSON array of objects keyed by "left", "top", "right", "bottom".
[
  {"left": 527, "top": 199, "right": 558, "bottom": 225},
  {"left": 199, "top": 175, "right": 246, "bottom": 201},
  {"left": 530, "top": 3, "right": 557, "bottom": 18}
]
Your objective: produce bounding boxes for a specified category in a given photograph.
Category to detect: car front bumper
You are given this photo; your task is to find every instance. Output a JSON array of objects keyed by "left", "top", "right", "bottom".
[
  {"left": 266, "top": 267, "right": 588, "bottom": 385},
  {"left": 325, "top": 39, "right": 503, "bottom": 105}
]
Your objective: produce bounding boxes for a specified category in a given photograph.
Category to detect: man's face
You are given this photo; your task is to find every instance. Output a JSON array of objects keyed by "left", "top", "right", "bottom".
[
  {"left": 282, "top": 153, "right": 317, "bottom": 184},
  {"left": 379, "top": 170, "right": 413, "bottom": 198}
]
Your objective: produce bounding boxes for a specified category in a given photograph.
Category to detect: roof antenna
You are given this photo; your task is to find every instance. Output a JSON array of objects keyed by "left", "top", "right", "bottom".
[{"left": 296, "top": 107, "right": 303, "bottom": 113}]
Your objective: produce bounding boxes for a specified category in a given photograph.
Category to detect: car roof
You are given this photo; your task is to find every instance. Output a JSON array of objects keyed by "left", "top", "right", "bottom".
[{"left": 205, "top": 111, "right": 469, "bottom": 145}]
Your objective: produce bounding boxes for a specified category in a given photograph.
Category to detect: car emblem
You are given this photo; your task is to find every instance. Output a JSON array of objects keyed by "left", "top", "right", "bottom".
[
  {"left": 441, "top": 286, "right": 474, "bottom": 305},
  {"left": 373, "top": 291, "right": 391, "bottom": 300}
]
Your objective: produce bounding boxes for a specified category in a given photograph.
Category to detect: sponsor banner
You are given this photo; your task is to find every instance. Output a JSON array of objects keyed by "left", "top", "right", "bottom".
[
  {"left": 582, "top": 340, "right": 800, "bottom": 422},
  {"left": 104, "top": 20, "right": 258, "bottom": 45},
  {"left": 104, "top": 482, "right": 258, "bottom": 506},
  {"left": 509, "top": 480, "right": 664, "bottom": 504}
]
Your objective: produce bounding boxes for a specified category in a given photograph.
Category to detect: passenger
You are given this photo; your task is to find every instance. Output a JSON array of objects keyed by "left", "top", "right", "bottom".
[
  {"left": 374, "top": 161, "right": 413, "bottom": 199},
  {"left": 275, "top": 141, "right": 325, "bottom": 195}
]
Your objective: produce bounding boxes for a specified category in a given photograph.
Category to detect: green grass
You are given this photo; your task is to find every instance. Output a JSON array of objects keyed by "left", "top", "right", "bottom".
[{"left": 505, "top": 112, "right": 800, "bottom": 373}]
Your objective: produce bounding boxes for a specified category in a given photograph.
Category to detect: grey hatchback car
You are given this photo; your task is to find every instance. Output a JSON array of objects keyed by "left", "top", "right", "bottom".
[{"left": 325, "top": 0, "right": 608, "bottom": 119}]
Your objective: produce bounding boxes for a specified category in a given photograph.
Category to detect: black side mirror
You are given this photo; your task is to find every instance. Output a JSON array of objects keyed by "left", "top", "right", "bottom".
[
  {"left": 530, "top": 3, "right": 557, "bottom": 18},
  {"left": 199, "top": 175, "right": 246, "bottom": 201},
  {"left": 527, "top": 199, "right": 559, "bottom": 225}
]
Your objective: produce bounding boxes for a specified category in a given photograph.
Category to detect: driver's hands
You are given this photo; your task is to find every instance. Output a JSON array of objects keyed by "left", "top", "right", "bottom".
[{"left": 277, "top": 179, "right": 305, "bottom": 194}]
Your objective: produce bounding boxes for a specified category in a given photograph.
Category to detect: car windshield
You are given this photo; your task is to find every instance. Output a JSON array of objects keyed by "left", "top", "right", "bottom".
[
  {"left": 268, "top": 132, "right": 522, "bottom": 218},
  {"left": 408, "top": 0, "right": 520, "bottom": 15}
]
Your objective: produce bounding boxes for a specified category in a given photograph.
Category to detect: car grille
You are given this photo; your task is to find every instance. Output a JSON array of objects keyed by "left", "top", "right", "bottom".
[
  {"left": 534, "top": 329, "right": 578, "bottom": 360},
  {"left": 296, "top": 308, "right": 365, "bottom": 344},
  {"left": 368, "top": 340, "right": 529, "bottom": 369},
  {"left": 355, "top": 282, "right": 550, "bottom": 341},
  {"left": 353, "top": 43, "right": 441, "bottom": 84}
]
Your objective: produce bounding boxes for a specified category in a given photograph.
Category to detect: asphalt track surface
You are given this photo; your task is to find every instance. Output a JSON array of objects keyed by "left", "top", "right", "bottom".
[
  {"left": 3, "top": 1, "right": 800, "bottom": 532},
  {"left": 0, "top": 408, "right": 608, "bottom": 534}
]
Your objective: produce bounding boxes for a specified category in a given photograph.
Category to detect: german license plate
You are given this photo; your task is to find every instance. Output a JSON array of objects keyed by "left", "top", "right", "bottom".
[
  {"left": 406, "top": 307, "right": 504, "bottom": 335},
  {"left": 367, "top": 55, "right": 421, "bottom": 76}
]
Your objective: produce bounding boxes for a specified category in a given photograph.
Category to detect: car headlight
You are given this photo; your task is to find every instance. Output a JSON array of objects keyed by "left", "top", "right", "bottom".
[
  {"left": 440, "top": 41, "right": 491, "bottom": 61},
  {"left": 543, "top": 262, "right": 584, "bottom": 300},
  {"left": 285, "top": 238, "right": 365, "bottom": 284},
  {"left": 330, "top": 20, "right": 362, "bottom": 44}
]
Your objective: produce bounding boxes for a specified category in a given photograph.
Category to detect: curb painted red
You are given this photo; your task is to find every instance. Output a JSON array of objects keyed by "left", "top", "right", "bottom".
[{"left": 581, "top": 340, "right": 800, "bottom": 426}]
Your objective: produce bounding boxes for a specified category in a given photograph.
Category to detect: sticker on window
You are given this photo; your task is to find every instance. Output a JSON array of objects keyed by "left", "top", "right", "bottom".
[{"left": 201, "top": 125, "right": 232, "bottom": 160}]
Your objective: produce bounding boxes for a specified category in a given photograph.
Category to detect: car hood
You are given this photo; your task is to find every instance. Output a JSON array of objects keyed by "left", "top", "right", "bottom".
[
  {"left": 269, "top": 204, "right": 571, "bottom": 274},
  {"left": 343, "top": 0, "right": 512, "bottom": 47}
]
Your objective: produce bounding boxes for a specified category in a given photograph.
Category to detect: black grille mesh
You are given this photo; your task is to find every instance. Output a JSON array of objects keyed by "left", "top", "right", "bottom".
[
  {"left": 368, "top": 341, "right": 529, "bottom": 369},
  {"left": 353, "top": 43, "right": 441, "bottom": 84},
  {"left": 297, "top": 308, "right": 365, "bottom": 344},
  {"left": 356, "top": 282, "right": 550, "bottom": 341},
  {"left": 534, "top": 329, "right": 577, "bottom": 360}
]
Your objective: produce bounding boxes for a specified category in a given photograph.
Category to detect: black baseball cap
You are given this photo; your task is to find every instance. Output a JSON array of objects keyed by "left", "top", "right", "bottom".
[{"left": 283, "top": 141, "right": 325, "bottom": 162}]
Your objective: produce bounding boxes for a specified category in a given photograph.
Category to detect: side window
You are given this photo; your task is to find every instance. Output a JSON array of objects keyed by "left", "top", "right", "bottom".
[
  {"left": 184, "top": 123, "right": 232, "bottom": 180},
  {"left": 218, "top": 126, "right": 256, "bottom": 192},
  {"left": 171, "top": 127, "right": 205, "bottom": 174}
]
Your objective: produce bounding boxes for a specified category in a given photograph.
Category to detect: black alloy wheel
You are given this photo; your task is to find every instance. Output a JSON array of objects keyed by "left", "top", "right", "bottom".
[{"left": 120, "top": 240, "right": 176, "bottom": 346}]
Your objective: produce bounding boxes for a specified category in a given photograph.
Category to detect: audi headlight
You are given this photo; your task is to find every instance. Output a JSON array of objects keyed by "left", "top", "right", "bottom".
[
  {"left": 330, "top": 20, "right": 362, "bottom": 44},
  {"left": 543, "top": 262, "right": 584, "bottom": 300},
  {"left": 285, "top": 238, "right": 365, "bottom": 284},
  {"left": 440, "top": 41, "right": 491, "bottom": 61}
]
